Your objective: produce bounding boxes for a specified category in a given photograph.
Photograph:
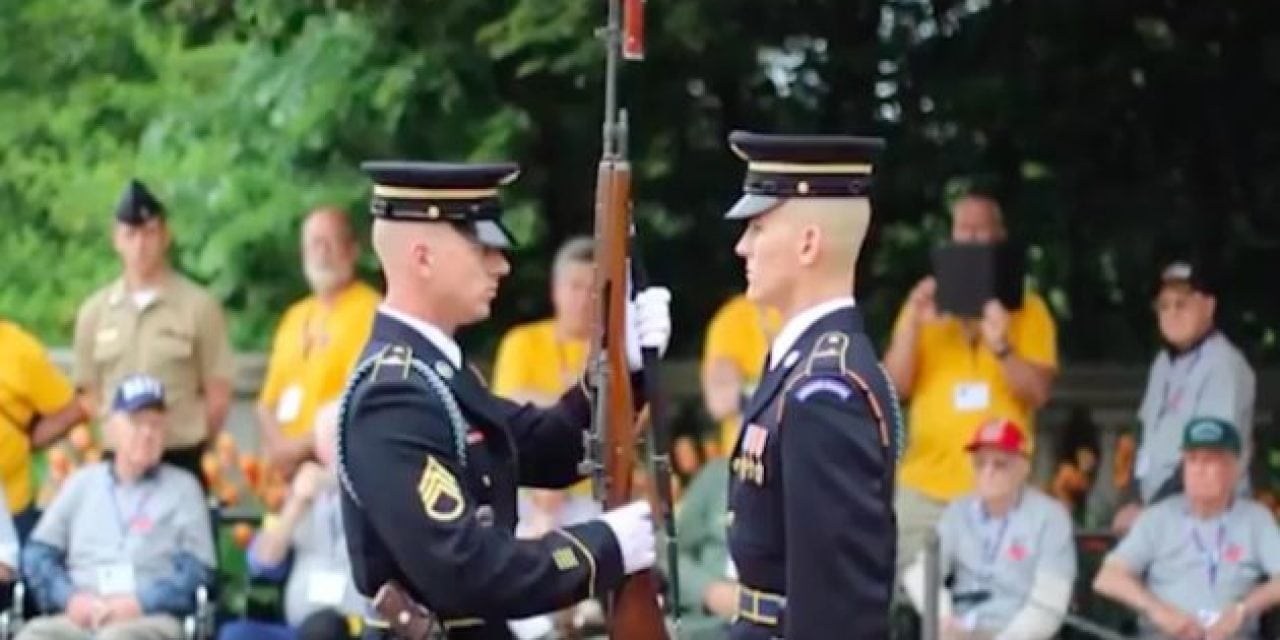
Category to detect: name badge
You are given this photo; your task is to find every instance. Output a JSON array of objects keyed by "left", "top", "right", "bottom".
[
  {"left": 96, "top": 563, "right": 136, "bottom": 595},
  {"left": 276, "top": 385, "right": 304, "bottom": 423},
  {"left": 1134, "top": 449, "right": 1150, "bottom": 478},
  {"left": 953, "top": 382, "right": 991, "bottom": 412},
  {"left": 307, "top": 570, "right": 348, "bottom": 606}
]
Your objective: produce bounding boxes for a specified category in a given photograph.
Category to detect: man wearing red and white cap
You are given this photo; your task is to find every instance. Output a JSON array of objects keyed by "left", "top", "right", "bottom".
[{"left": 903, "top": 418, "right": 1076, "bottom": 640}]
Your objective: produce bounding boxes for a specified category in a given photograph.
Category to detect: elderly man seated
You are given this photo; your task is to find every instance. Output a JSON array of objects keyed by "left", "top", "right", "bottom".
[
  {"left": 904, "top": 418, "right": 1076, "bottom": 640},
  {"left": 19, "top": 374, "right": 215, "bottom": 640},
  {"left": 218, "top": 405, "right": 363, "bottom": 640},
  {"left": 1094, "top": 417, "right": 1280, "bottom": 640}
]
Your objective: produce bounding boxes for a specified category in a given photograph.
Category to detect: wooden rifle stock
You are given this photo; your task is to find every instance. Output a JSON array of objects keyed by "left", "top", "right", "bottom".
[
  {"left": 588, "top": 0, "right": 669, "bottom": 635},
  {"left": 591, "top": 151, "right": 668, "bottom": 640}
]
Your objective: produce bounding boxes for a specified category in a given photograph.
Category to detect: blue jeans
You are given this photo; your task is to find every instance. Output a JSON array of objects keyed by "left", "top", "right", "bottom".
[
  {"left": 218, "top": 620, "right": 295, "bottom": 640},
  {"left": 12, "top": 503, "right": 40, "bottom": 542}
]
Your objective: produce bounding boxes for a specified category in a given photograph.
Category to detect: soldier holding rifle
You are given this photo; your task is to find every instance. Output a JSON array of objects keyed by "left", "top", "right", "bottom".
[{"left": 335, "top": 161, "right": 672, "bottom": 639}]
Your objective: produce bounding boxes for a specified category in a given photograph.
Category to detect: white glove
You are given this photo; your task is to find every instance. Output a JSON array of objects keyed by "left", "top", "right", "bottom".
[
  {"left": 507, "top": 615, "right": 554, "bottom": 640},
  {"left": 625, "top": 287, "right": 673, "bottom": 371},
  {"left": 599, "top": 500, "right": 656, "bottom": 575}
]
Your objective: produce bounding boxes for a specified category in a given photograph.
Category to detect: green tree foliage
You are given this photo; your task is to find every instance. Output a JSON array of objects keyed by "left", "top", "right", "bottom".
[{"left": 3, "top": 0, "right": 1277, "bottom": 363}]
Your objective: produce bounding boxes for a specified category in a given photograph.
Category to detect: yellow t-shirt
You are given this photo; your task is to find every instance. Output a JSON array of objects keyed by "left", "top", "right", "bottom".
[
  {"left": 259, "top": 282, "right": 381, "bottom": 439},
  {"left": 0, "top": 320, "right": 77, "bottom": 512},
  {"left": 895, "top": 292, "right": 1058, "bottom": 500},
  {"left": 701, "top": 295, "right": 782, "bottom": 457},
  {"left": 492, "top": 319, "right": 589, "bottom": 496}
]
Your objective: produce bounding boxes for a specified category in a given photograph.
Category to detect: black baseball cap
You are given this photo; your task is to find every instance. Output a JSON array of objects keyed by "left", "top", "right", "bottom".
[
  {"left": 115, "top": 179, "right": 166, "bottom": 226},
  {"left": 1158, "top": 260, "right": 1216, "bottom": 296}
]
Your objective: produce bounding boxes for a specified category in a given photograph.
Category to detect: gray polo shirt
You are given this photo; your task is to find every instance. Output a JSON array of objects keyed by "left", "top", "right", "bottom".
[
  {"left": 278, "top": 488, "right": 364, "bottom": 625},
  {"left": 1108, "top": 495, "right": 1280, "bottom": 636},
  {"left": 937, "top": 488, "right": 1077, "bottom": 633},
  {"left": 1135, "top": 332, "right": 1255, "bottom": 502},
  {"left": 31, "top": 462, "right": 215, "bottom": 595},
  {"left": 0, "top": 498, "right": 17, "bottom": 571}
]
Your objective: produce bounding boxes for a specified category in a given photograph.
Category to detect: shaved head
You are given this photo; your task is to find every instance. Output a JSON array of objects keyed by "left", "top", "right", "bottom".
[
  {"left": 372, "top": 219, "right": 427, "bottom": 276},
  {"left": 373, "top": 219, "right": 510, "bottom": 332},
  {"left": 783, "top": 197, "right": 870, "bottom": 276},
  {"left": 734, "top": 197, "right": 870, "bottom": 318}
]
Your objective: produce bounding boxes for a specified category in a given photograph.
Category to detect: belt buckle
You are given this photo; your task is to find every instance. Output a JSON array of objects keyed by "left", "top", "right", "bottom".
[{"left": 738, "top": 587, "right": 782, "bottom": 627}]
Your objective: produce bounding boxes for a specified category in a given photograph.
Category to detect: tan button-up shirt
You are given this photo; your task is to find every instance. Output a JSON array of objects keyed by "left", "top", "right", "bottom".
[{"left": 73, "top": 272, "right": 235, "bottom": 448}]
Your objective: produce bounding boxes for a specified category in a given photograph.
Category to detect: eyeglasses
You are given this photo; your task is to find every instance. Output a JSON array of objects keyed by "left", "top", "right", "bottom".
[
  {"left": 1153, "top": 294, "right": 1197, "bottom": 314},
  {"left": 973, "top": 456, "right": 1013, "bottom": 471}
]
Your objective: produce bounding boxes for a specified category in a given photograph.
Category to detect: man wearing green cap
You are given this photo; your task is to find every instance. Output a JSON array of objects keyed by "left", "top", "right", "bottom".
[{"left": 1094, "top": 417, "right": 1280, "bottom": 639}]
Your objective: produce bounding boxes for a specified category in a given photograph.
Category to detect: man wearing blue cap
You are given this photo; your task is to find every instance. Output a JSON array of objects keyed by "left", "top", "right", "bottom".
[
  {"left": 19, "top": 374, "right": 215, "bottom": 640},
  {"left": 720, "top": 131, "right": 904, "bottom": 639},
  {"left": 336, "top": 161, "right": 673, "bottom": 638}
]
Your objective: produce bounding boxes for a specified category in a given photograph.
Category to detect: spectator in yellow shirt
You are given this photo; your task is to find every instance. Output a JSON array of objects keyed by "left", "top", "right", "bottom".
[
  {"left": 492, "top": 236, "right": 596, "bottom": 535},
  {"left": 257, "top": 207, "right": 380, "bottom": 478},
  {"left": 700, "top": 294, "right": 781, "bottom": 457},
  {"left": 883, "top": 193, "right": 1058, "bottom": 577},
  {"left": 0, "top": 319, "right": 86, "bottom": 537}
]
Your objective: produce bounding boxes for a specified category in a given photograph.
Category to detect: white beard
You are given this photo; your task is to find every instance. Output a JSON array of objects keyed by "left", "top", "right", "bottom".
[{"left": 305, "top": 262, "right": 349, "bottom": 295}]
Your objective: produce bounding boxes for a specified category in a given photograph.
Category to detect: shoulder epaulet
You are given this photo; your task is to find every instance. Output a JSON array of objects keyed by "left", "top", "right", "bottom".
[
  {"left": 778, "top": 331, "right": 891, "bottom": 450},
  {"left": 336, "top": 342, "right": 469, "bottom": 509},
  {"left": 801, "top": 331, "right": 852, "bottom": 377},
  {"left": 780, "top": 331, "right": 856, "bottom": 405},
  {"left": 369, "top": 344, "right": 415, "bottom": 382}
]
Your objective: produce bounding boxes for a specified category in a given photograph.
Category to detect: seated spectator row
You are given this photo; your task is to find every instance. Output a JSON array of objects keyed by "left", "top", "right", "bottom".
[{"left": 898, "top": 416, "right": 1280, "bottom": 640}]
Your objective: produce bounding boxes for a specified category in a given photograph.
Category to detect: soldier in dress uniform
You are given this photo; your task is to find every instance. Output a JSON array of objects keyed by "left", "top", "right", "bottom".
[
  {"left": 336, "top": 160, "right": 673, "bottom": 639},
  {"left": 721, "top": 132, "right": 904, "bottom": 639}
]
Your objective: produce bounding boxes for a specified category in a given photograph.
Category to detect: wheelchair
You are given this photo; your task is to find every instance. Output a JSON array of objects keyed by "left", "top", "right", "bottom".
[{"left": 0, "top": 499, "right": 221, "bottom": 640}]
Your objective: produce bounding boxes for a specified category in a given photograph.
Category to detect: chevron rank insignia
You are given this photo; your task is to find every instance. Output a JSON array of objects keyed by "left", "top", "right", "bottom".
[{"left": 419, "top": 456, "right": 465, "bottom": 522}]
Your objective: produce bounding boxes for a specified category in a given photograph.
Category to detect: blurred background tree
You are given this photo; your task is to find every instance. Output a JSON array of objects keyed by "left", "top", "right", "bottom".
[{"left": 3, "top": 0, "right": 1277, "bottom": 363}]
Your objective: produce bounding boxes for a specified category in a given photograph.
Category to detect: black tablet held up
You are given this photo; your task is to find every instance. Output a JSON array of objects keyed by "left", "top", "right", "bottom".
[{"left": 930, "top": 242, "right": 1026, "bottom": 318}]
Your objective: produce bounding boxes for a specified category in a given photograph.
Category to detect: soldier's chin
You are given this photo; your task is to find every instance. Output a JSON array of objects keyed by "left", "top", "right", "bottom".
[
  {"left": 744, "top": 281, "right": 771, "bottom": 307},
  {"left": 470, "top": 300, "right": 494, "bottom": 323}
]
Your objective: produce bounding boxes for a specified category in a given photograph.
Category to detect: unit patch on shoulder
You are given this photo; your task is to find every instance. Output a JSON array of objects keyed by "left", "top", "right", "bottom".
[{"left": 419, "top": 456, "right": 465, "bottom": 522}]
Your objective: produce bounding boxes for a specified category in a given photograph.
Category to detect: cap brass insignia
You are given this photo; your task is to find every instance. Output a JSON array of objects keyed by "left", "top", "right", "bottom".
[{"left": 419, "top": 456, "right": 465, "bottom": 522}]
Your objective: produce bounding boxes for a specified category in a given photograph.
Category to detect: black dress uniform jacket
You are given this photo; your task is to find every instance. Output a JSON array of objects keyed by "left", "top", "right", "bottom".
[
  {"left": 727, "top": 305, "right": 901, "bottom": 640},
  {"left": 338, "top": 311, "right": 625, "bottom": 639}
]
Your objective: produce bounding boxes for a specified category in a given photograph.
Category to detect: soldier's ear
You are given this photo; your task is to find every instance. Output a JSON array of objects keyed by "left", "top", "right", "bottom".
[
  {"left": 798, "top": 223, "right": 822, "bottom": 267},
  {"left": 410, "top": 241, "right": 434, "bottom": 274}
]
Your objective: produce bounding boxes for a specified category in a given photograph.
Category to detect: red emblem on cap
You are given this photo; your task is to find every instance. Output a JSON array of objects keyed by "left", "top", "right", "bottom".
[{"left": 965, "top": 418, "right": 1028, "bottom": 456}]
